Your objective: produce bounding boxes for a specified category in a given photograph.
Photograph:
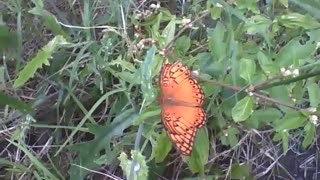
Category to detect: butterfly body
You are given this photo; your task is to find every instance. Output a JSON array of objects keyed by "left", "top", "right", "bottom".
[{"left": 159, "top": 61, "right": 206, "bottom": 156}]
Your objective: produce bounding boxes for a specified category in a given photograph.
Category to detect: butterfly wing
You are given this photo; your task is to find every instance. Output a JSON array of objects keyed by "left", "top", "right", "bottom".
[
  {"left": 161, "top": 105, "right": 206, "bottom": 155},
  {"left": 159, "top": 62, "right": 207, "bottom": 155},
  {"left": 160, "top": 62, "right": 205, "bottom": 107}
]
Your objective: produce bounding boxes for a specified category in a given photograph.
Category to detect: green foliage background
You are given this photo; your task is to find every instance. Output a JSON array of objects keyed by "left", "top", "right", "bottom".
[{"left": 1, "top": 0, "right": 320, "bottom": 179}]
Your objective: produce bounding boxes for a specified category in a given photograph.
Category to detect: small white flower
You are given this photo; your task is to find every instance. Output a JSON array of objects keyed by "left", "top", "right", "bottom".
[
  {"left": 134, "top": 163, "right": 140, "bottom": 171},
  {"left": 310, "top": 115, "right": 319, "bottom": 126},
  {"left": 182, "top": 17, "right": 192, "bottom": 28},
  {"left": 215, "top": 3, "right": 223, "bottom": 7},
  {"left": 191, "top": 70, "right": 199, "bottom": 77},
  {"left": 283, "top": 129, "right": 287, "bottom": 133},
  {"left": 283, "top": 70, "right": 292, "bottom": 76},
  {"left": 248, "top": 92, "right": 254, "bottom": 96},
  {"left": 280, "top": 67, "right": 286, "bottom": 73},
  {"left": 149, "top": 4, "right": 157, "bottom": 9},
  {"left": 292, "top": 69, "right": 299, "bottom": 77},
  {"left": 292, "top": 98, "right": 296, "bottom": 102}
]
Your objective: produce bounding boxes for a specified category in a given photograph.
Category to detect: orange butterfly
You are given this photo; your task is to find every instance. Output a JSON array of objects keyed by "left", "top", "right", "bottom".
[{"left": 159, "top": 61, "right": 206, "bottom": 156}]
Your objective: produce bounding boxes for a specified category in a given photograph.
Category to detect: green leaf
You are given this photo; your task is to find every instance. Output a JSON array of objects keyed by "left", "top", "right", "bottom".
[
  {"left": 162, "top": 19, "right": 176, "bottom": 46},
  {"left": 0, "top": 92, "right": 32, "bottom": 114},
  {"left": 246, "top": 108, "right": 282, "bottom": 128},
  {"left": 257, "top": 51, "right": 279, "bottom": 75},
  {"left": 236, "top": 0, "right": 259, "bottom": 13},
  {"left": 140, "top": 46, "right": 157, "bottom": 105},
  {"left": 282, "top": 130, "right": 289, "bottom": 154},
  {"left": 220, "top": 127, "right": 239, "bottom": 147},
  {"left": 119, "top": 150, "right": 148, "bottom": 180},
  {"left": 273, "top": 111, "right": 306, "bottom": 132},
  {"left": 302, "top": 122, "right": 315, "bottom": 149},
  {"left": 230, "top": 163, "right": 252, "bottom": 180},
  {"left": 232, "top": 96, "right": 254, "bottom": 122},
  {"left": 307, "top": 83, "right": 320, "bottom": 108},
  {"left": 174, "top": 36, "right": 191, "bottom": 54},
  {"left": 0, "top": 25, "right": 18, "bottom": 50},
  {"left": 154, "top": 130, "right": 172, "bottom": 163},
  {"left": 277, "top": 12, "right": 320, "bottom": 29},
  {"left": 239, "top": 58, "right": 256, "bottom": 83},
  {"left": 187, "top": 128, "right": 209, "bottom": 174},
  {"left": 14, "top": 36, "right": 67, "bottom": 88},
  {"left": 276, "top": 37, "right": 316, "bottom": 67},
  {"left": 245, "top": 15, "right": 272, "bottom": 35},
  {"left": 208, "top": 22, "right": 227, "bottom": 60}
]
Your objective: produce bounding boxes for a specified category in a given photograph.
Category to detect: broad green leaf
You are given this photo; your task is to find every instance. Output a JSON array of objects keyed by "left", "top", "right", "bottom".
[
  {"left": 140, "top": 46, "right": 157, "bottom": 105},
  {"left": 230, "top": 163, "right": 252, "bottom": 180},
  {"left": 274, "top": 111, "right": 306, "bottom": 132},
  {"left": 208, "top": 22, "right": 227, "bottom": 60},
  {"left": 14, "top": 36, "right": 67, "bottom": 88},
  {"left": 307, "top": 83, "right": 320, "bottom": 108},
  {"left": 186, "top": 128, "right": 209, "bottom": 174},
  {"left": 302, "top": 122, "right": 315, "bottom": 149},
  {"left": 246, "top": 108, "right": 282, "bottom": 128},
  {"left": 232, "top": 96, "right": 254, "bottom": 122},
  {"left": 239, "top": 58, "right": 256, "bottom": 83},
  {"left": 174, "top": 36, "right": 191, "bottom": 54},
  {"left": 155, "top": 130, "right": 172, "bottom": 163},
  {"left": 257, "top": 51, "right": 279, "bottom": 75},
  {"left": 119, "top": 150, "right": 148, "bottom": 180},
  {"left": 268, "top": 86, "right": 293, "bottom": 106},
  {"left": 245, "top": 15, "right": 272, "bottom": 35},
  {"left": 0, "top": 92, "right": 32, "bottom": 114}
]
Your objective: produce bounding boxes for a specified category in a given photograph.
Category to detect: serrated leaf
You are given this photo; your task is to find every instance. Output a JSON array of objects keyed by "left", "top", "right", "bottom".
[
  {"left": 155, "top": 130, "right": 172, "bottom": 163},
  {"left": 307, "top": 83, "right": 320, "bottom": 108},
  {"left": 14, "top": 36, "right": 66, "bottom": 88},
  {"left": 174, "top": 36, "right": 191, "bottom": 54},
  {"left": 302, "top": 122, "right": 315, "bottom": 149},
  {"left": 232, "top": 96, "right": 254, "bottom": 122},
  {"left": 239, "top": 58, "right": 256, "bottom": 83}
]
